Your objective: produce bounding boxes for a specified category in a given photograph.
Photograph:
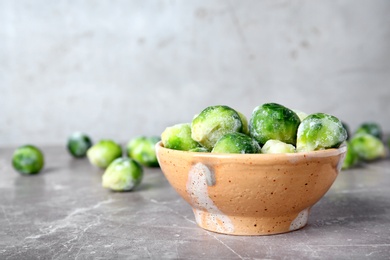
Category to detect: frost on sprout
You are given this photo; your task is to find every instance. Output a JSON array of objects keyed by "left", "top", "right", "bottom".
[
  {"left": 261, "top": 140, "right": 296, "bottom": 154},
  {"left": 296, "top": 113, "right": 347, "bottom": 152},
  {"left": 191, "top": 106, "right": 243, "bottom": 150}
]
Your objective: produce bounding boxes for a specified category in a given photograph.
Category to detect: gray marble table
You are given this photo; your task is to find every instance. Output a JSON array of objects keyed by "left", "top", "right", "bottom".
[{"left": 1, "top": 146, "right": 390, "bottom": 260}]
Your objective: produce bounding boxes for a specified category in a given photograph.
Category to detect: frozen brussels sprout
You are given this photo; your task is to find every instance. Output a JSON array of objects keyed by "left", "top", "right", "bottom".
[
  {"left": 102, "top": 158, "right": 143, "bottom": 191},
  {"left": 296, "top": 113, "right": 347, "bottom": 152},
  {"left": 350, "top": 133, "right": 386, "bottom": 161},
  {"left": 161, "top": 123, "right": 201, "bottom": 151},
  {"left": 67, "top": 132, "right": 93, "bottom": 158},
  {"left": 87, "top": 140, "right": 122, "bottom": 168},
  {"left": 249, "top": 103, "right": 301, "bottom": 146},
  {"left": 354, "top": 122, "right": 383, "bottom": 140},
  {"left": 191, "top": 105, "right": 243, "bottom": 150},
  {"left": 237, "top": 111, "right": 249, "bottom": 135},
  {"left": 12, "top": 145, "right": 44, "bottom": 175},
  {"left": 127, "top": 136, "right": 160, "bottom": 167},
  {"left": 342, "top": 141, "right": 359, "bottom": 170},
  {"left": 211, "top": 132, "right": 260, "bottom": 154},
  {"left": 292, "top": 109, "right": 308, "bottom": 122},
  {"left": 261, "top": 140, "right": 296, "bottom": 154}
]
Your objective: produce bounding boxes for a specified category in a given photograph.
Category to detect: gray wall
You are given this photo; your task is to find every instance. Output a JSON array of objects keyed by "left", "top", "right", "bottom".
[{"left": 1, "top": 0, "right": 390, "bottom": 146}]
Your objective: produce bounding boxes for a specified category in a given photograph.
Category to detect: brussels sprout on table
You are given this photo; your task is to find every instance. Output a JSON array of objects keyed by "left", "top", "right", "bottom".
[
  {"left": 161, "top": 123, "right": 201, "bottom": 151},
  {"left": 249, "top": 103, "right": 301, "bottom": 146},
  {"left": 342, "top": 141, "right": 359, "bottom": 170},
  {"left": 87, "top": 140, "right": 122, "bottom": 169},
  {"left": 354, "top": 122, "right": 383, "bottom": 140},
  {"left": 296, "top": 113, "right": 347, "bottom": 152},
  {"left": 350, "top": 133, "right": 386, "bottom": 161},
  {"left": 211, "top": 132, "right": 260, "bottom": 154},
  {"left": 261, "top": 139, "right": 296, "bottom": 154},
  {"left": 191, "top": 105, "right": 243, "bottom": 150},
  {"left": 67, "top": 132, "right": 93, "bottom": 158},
  {"left": 12, "top": 145, "right": 44, "bottom": 175},
  {"left": 102, "top": 158, "right": 143, "bottom": 191},
  {"left": 127, "top": 136, "right": 160, "bottom": 167}
]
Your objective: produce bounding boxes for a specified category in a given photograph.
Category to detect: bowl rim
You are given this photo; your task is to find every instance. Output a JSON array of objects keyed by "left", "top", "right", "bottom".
[{"left": 155, "top": 141, "right": 347, "bottom": 159}]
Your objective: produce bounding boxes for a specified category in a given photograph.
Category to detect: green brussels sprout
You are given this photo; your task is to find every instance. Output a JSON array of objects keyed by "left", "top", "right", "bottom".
[
  {"left": 350, "top": 133, "right": 386, "bottom": 161},
  {"left": 12, "top": 145, "right": 44, "bottom": 175},
  {"left": 87, "top": 140, "right": 122, "bottom": 168},
  {"left": 354, "top": 122, "right": 383, "bottom": 140},
  {"left": 189, "top": 147, "right": 210, "bottom": 153},
  {"left": 342, "top": 122, "right": 351, "bottom": 140},
  {"left": 237, "top": 111, "right": 249, "bottom": 135},
  {"left": 211, "top": 132, "right": 260, "bottom": 154},
  {"left": 102, "top": 158, "right": 143, "bottom": 191},
  {"left": 249, "top": 103, "right": 301, "bottom": 146},
  {"left": 261, "top": 139, "right": 296, "bottom": 154},
  {"left": 67, "top": 132, "right": 93, "bottom": 158},
  {"left": 191, "top": 105, "right": 243, "bottom": 150},
  {"left": 342, "top": 141, "right": 359, "bottom": 170},
  {"left": 161, "top": 123, "right": 201, "bottom": 151},
  {"left": 127, "top": 136, "right": 160, "bottom": 167},
  {"left": 292, "top": 109, "right": 309, "bottom": 122},
  {"left": 296, "top": 113, "right": 347, "bottom": 152}
]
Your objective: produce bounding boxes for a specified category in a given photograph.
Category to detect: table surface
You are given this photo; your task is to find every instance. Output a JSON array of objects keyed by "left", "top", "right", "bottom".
[{"left": 1, "top": 146, "right": 390, "bottom": 260}]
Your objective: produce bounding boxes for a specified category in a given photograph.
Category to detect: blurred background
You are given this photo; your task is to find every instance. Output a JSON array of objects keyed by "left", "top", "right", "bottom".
[{"left": 1, "top": 0, "right": 389, "bottom": 146}]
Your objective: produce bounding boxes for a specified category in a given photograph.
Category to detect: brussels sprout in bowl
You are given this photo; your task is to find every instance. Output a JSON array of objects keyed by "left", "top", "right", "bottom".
[{"left": 156, "top": 142, "right": 346, "bottom": 235}]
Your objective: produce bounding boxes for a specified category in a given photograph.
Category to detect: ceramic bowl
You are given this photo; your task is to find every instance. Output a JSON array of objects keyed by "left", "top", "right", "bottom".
[{"left": 155, "top": 142, "right": 346, "bottom": 236}]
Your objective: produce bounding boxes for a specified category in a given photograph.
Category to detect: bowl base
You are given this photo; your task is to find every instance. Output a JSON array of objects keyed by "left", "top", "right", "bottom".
[{"left": 193, "top": 207, "right": 310, "bottom": 236}]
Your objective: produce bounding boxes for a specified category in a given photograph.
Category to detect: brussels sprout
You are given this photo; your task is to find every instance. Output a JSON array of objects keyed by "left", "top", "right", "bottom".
[
  {"left": 87, "top": 140, "right": 122, "bottom": 168},
  {"left": 296, "top": 113, "right": 347, "bottom": 152},
  {"left": 342, "top": 141, "right": 359, "bottom": 170},
  {"left": 354, "top": 122, "right": 383, "bottom": 140},
  {"left": 161, "top": 123, "right": 201, "bottom": 151},
  {"left": 237, "top": 111, "right": 249, "bottom": 135},
  {"left": 67, "top": 132, "right": 93, "bottom": 158},
  {"left": 191, "top": 105, "right": 243, "bottom": 150},
  {"left": 350, "top": 133, "right": 386, "bottom": 161},
  {"left": 102, "top": 158, "right": 143, "bottom": 191},
  {"left": 12, "top": 145, "right": 44, "bottom": 175},
  {"left": 261, "top": 140, "right": 296, "bottom": 154},
  {"left": 211, "top": 132, "right": 260, "bottom": 154},
  {"left": 249, "top": 103, "right": 301, "bottom": 146},
  {"left": 127, "top": 136, "right": 160, "bottom": 167},
  {"left": 292, "top": 109, "right": 309, "bottom": 122},
  {"left": 189, "top": 147, "right": 210, "bottom": 153}
]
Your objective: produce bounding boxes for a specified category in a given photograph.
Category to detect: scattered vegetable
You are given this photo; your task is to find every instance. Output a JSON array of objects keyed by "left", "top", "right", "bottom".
[
  {"left": 87, "top": 140, "right": 122, "bottom": 169},
  {"left": 67, "top": 132, "right": 93, "bottom": 158},
  {"left": 102, "top": 158, "right": 143, "bottom": 191},
  {"left": 12, "top": 145, "right": 44, "bottom": 175},
  {"left": 127, "top": 136, "right": 160, "bottom": 167}
]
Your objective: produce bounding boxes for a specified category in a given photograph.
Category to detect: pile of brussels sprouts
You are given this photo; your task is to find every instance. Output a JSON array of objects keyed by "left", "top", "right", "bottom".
[
  {"left": 161, "top": 103, "right": 348, "bottom": 155},
  {"left": 342, "top": 122, "right": 388, "bottom": 170},
  {"left": 11, "top": 132, "right": 160, "bottom": 192}
]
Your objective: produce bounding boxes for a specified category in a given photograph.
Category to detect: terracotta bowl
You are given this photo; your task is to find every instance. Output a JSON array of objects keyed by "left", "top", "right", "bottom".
[{"left": 155, "top": 142, "right": 346, "bottom": 236}]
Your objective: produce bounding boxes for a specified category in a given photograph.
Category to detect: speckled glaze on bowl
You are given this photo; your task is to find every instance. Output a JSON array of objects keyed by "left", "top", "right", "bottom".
[{"left": 156, "top": 142, "right": 346, "bottom": 236}]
